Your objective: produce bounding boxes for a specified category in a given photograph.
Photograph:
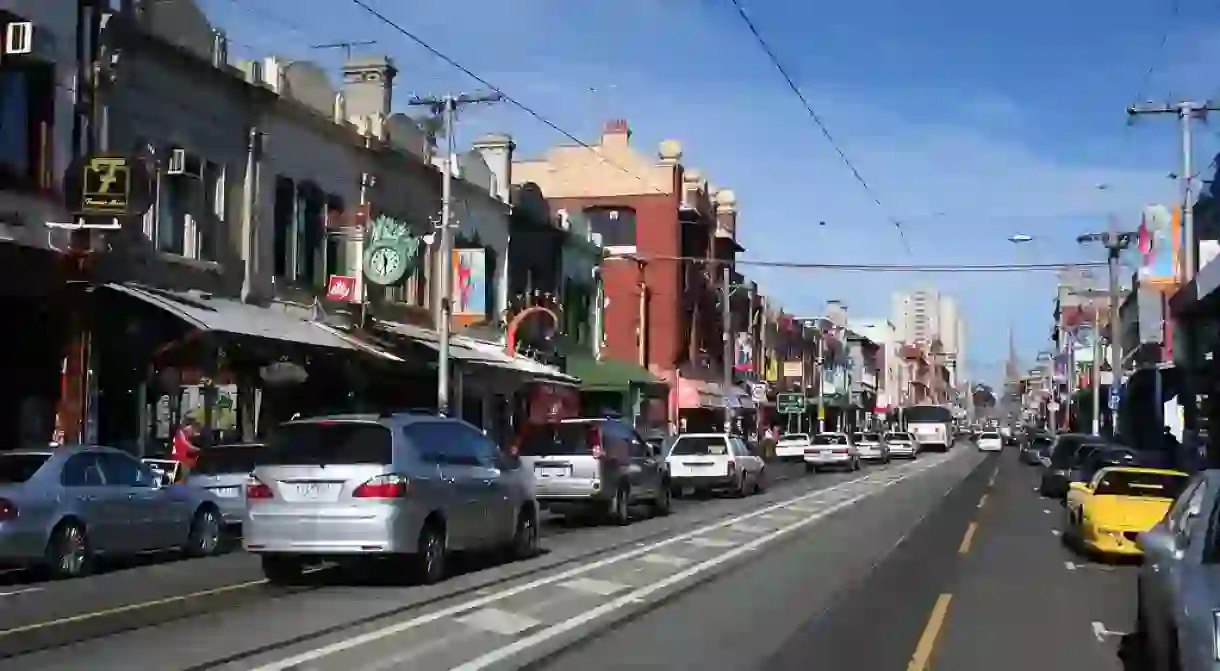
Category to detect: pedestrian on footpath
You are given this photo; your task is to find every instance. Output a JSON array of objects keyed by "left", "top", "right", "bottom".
[{"left": 172, "top": 418, "right": 202, "bottom": 483}]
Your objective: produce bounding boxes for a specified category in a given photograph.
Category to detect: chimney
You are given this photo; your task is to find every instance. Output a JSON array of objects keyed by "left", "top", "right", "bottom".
[
  {"left": 471, "top": 133, "right": 515, "bottom": 202},
  {"left": 601, "top": 119, "right": 630, "bottom": 148},
  {"left": 714, "top": 189, "right": 737, "bottom": 240},
  {"left": 341, "top": 55, "right": 396, "bottom": 118}
]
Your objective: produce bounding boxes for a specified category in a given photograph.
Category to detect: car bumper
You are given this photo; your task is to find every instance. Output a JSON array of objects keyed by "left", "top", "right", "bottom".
[
  {"left": 671, "top": 475, "right": 736, "bottom": 491},
  {"left": 804, "top": 453, "right": 854, "bottom": 465},
  {"left": 774, "top": 445, "right": 808, "bottom": 459},
  {"left": 0, "top": 523, "right": 47, "bottom": 563},
  {"left": 1081, "top": 528, "right": 1145, "bottom": 557},
  {"left": 858, "top": 448, "right": 885, "bottom": 460},
  {"left": 888, "top": 446, "right": 916, "bottom": 457},
  {"left": 244, "top": 503, "right": 422, "bottom": 555}
]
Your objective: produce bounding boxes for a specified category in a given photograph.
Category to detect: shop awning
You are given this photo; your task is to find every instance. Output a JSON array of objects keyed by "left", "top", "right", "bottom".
[
  {"left": 376, "top": 321, "right": 577, "bottom": 384},
  {"left": 565, "top": 354, "right": 664, "bottom": 392},
  {"left": 102, "top": 283, "right": 403, "bottom": 361}
]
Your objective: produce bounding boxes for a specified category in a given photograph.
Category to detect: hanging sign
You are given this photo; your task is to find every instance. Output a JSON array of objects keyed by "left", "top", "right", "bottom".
[{"left": 326, "top": 275, "right": 358, "bottom": 302}]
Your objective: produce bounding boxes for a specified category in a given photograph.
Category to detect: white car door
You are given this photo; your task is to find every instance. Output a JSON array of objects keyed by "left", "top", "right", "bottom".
[{"left": 730, "top": 438, "right": 760, "bottom": 476}]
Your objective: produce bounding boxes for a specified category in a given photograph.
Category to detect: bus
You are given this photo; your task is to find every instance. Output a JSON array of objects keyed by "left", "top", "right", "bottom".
[{"left": 902, "top": 405, "right": 954, "bottom": 452}]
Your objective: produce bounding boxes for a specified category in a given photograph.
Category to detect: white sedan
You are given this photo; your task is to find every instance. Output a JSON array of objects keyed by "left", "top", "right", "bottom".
[
  {"left": 804, "top": 432, "right": 861, "bottom": 473},
  {"left": 666, "top": 433, "right": 765, "bottom": 497},
  {"left": 774, "top": 433, "right": 813, "bottom": 460},
  {"left": 977, "top": 431, "right": 1003, "bottom": 452}
]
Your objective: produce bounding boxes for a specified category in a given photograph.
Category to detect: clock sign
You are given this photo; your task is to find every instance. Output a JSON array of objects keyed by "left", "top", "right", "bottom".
[{"left": 362, "top": 214, "right": 421, "bottom": 286}]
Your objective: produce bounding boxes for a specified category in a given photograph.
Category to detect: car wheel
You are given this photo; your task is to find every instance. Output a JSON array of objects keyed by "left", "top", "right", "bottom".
[
  {"left": 261, "top": 554, "right": 305, "bottom": 585},
  {"left": 510, "top": 508, "right": 539, "bottom": 559},
  {"left": 45, "top": 520, "right": 91, "bottom": 580},
  {"left": 413, "top": 523, "right": 447, "bottom": 584},
  {"left": 651, "top": 482, "right": 672, "bottom": 516},
  {"left": 185, "top": 506, "right": 222, "bottom": 557}
]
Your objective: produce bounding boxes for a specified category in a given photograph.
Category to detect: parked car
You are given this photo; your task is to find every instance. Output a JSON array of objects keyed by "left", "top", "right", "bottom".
[
  {"left": 185, "top": 442, "right": 266, "bottom": 527},
  {"left": 516, "top": 417, "right": 671, "bottom": 526},
  {"left": 775, "top": 433, "right": 813, "bottom": 461},
  {"left": 1136, "top": 470, "right": 1220, "bottom": 670},
  {"left": 1063, "top": 467, "right": 1188, "bottom": 558},
  {"left": 804, "top": 432, "right": 861, "bottom": 473},
  {"left": 0, "top": 445, "right": 224, "bottom": 579},
  {"left": 883, "top": 431, "right": 919, "bottom": 459},
  {"left": 244, "top": 413, "right": 539, "bottom": 585},
  {"left": 1038, "top": 433, "right": 1101, "bottom": 498},
  {"left": 141, "top": 458, "right": 180, "bottom": 486},
  {"left": 665, "top": 433, "right": 765, "bottom": 497},
  {"left": 853, "top": 432, "right": 890, "bottom": 463},
  {"left": 976, "top": 431, "right": 1004, "bottom": 452},
  {"left": 1020, "top": 435, "right": 1053, "bottom": 465}
]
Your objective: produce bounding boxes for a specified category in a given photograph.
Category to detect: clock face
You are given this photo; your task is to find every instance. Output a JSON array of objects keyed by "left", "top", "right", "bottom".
[{"left": 370, "top": 246, "right": 401, "bottom": 277}]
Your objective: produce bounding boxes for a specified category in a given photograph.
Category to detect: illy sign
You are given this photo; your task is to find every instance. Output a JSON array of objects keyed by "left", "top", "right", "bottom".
[{"left": 326, "top": 275, "right": 358, "bottom": 302}]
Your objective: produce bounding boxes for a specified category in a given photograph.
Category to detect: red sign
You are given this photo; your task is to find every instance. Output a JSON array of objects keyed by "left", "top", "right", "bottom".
[{"left": 326, "top": 275, "right": 358, "bottom": 302}]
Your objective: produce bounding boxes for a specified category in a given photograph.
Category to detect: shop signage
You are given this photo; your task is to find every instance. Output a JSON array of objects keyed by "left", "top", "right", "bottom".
[
  {"left": 65, "top": 153, "right": 153, "bottom": 223},
  {"left": 776, "top": 392, "right": 804, "bottom": 414},
  {"left": 326, "top": 275, "right": 358, "bottom": 302},
  {"left": 750, "top": 383, "right": 767, "bottom": 402},
  {"left": 363, "top": 215, "right": 422, "bottom": 286}
]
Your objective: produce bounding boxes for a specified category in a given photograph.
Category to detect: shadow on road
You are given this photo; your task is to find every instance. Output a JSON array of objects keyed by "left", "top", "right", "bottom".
[{"left": 1118, "top": 632, "right": 1149, "bottom": 671}]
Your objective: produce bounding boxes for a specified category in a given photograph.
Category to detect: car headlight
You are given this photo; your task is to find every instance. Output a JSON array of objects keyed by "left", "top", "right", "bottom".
[{"left": 1213, "top": 610, "right": 1220, "bottom": 661}]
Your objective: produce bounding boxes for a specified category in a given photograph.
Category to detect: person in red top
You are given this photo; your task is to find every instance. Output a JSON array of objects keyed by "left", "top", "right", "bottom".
[{"left": 171, "top": 419, "right": 201, "bottom": 481}]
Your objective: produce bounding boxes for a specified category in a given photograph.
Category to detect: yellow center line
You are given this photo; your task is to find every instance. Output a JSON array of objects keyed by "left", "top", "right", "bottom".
[
  {"left": 908, "top": 593, "right": 953, "bottom": 671},
  {"left": 958, "top": 521, "right": 978, "bottom": 554}
]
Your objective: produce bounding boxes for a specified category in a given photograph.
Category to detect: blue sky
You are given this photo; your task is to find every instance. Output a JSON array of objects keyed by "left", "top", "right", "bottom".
[{"left": 198, "top": 0, "right": 1217, "bottom": 384}]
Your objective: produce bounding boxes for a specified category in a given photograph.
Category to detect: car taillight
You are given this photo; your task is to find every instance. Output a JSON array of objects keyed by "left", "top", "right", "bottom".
[
  {"left": 588, "top": 426, "right": 604, "bottom": 459},
  {"left": 0, "top": 498, "right": 16, "bottom": 521},
  {"left": 353, "top": 473, "right": 409, "bottom": 499},
  {"left": 246, "top": 476, "right": 274, "bottom": 499}
]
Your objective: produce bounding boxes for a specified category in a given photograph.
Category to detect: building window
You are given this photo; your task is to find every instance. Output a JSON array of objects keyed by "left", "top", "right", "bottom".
[
  {"left": 155, "top": 156, "right": 224, "bottom": 262},
  {"left": 272, "top": 177, "right": 329, "bottom": 289},
  {"left": 585, "top": 206, "right": 637, "bottom": 248},
  {"left": 0, "top": 63, "right": 54, "bottom": 191}
]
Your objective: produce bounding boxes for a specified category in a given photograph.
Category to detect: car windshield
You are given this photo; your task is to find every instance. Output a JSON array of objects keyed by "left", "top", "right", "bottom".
[
  {"left": 885, "top": 433, "right": 914, "bottom": 442},
  {"left": 670, "top": 437, "right": 729, "bottom": 456},
  {"left": 854, "top": 433, "right": 881, "bottom": 442},
  {"left": 778, "top": 434, "right": 810, "bottom": 443},
  {"left": 193, "top": 443, "right": 266, "bottom": 475},
  {"left": 814, "top": 434, "right": 848, "bottom": 445},
  {"left": 980, "top": 433, "right": 1000, "bottom": 440},
  {"left": 0, "top": 453, "right": 50, "bottom": 484},
  {"left": 264, "top": 422, "right": 393, "bottom": 465},
  {"left": 1094, "top": 471, "right": 1189, "bottom": 499}
]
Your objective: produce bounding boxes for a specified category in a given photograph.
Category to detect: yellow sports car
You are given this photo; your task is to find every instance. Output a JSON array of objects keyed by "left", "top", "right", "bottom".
[{"left": 1063, "top": 466, "right": 1189, "bottom": 557}]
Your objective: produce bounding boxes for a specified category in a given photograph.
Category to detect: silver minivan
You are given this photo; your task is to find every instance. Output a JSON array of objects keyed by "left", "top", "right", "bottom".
[
  {"left": 244, "top": 414, "right": 539, "bottom": 584},
  {"left": 516, "top": 418, "right": 671, "bottom": 525}
]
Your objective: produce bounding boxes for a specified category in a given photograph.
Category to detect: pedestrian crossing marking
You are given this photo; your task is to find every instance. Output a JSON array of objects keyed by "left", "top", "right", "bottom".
[
  {"left": 454, "top": 608, "right": 540, "bottom": 636},
  {"left": 559, "top": 578, "right": 629, "bottom": 596}
]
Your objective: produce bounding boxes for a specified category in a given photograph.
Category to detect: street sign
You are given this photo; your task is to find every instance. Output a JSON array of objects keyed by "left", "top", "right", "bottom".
[{"left": 776, "top": 393, "right": 804, "bottom": 414}]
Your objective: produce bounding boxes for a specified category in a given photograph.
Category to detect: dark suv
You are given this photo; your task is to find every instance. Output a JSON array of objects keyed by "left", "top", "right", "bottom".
[{"left": 516, "top": 418, "right": 671, "bottom": 525}]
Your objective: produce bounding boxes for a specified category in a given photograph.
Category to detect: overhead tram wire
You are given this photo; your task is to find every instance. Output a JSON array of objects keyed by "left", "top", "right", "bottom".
[
  {"left": 727, "top": 0, "right": 911, "bottom": 254},
  {"left": 606, "top": 253, "right": 1107, "bottom": 272},
  {"left": 345, "top": 0, "right": 666, "bottom": 195}
]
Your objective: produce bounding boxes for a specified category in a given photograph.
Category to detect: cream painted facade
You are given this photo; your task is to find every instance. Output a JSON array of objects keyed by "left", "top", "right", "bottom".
[{"left": 512, "top": 122, "right": 679, "bottom": 201}]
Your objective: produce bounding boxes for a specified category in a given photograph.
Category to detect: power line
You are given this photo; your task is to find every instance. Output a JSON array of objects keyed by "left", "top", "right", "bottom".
[
  {"left": 345, "top": 0, "right": 665, "bottom": 194},
  {"left": 726, "top": 0, "right": 911, "bottom": 254},
  {"left": 605, "top": 253, "right": 1107, "bottom": 272},
  {"left": 1131, "top": 0, "right": 1182, "bottom": 103}
]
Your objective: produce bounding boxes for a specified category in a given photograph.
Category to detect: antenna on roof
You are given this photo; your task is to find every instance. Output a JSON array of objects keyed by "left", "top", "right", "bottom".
[{"left": 310, "top": 40, "right": 378, "bottom": 60}]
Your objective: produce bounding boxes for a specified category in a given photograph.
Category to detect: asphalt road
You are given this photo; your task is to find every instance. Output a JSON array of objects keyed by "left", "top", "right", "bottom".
[{"left": 0, "top": 460, "right": 819, "bottom": 663}]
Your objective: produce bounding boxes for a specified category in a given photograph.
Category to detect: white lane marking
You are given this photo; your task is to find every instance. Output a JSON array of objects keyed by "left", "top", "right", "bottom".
[
  {"left": 728, "top": 522, "right": 769, "bottom": 533},
  {"left": 639, "top": 553, "right": 690, "bottom": 567},
  {"left": 455, "top": 608, "right": 541, "bottom": 636},
  {"left": 1065, "top": 561, "right": 1077, "bottom": 571},
  {"left": 1051, "top": 529, "right": 1061, "bottom": 537},
  {"left": 686, "top": 537, "right": 736, "bottom": 549},
  {"left": 1091, "top": 621, "right": 1126, "bottom": 642},
  {"left": 1044, "top": 509, "right": 1052, "bottom": 514},
  {"left": 0, "top": 587, "right": 42, "bottom": 597},
  {"left": 249, "top": 456, "right": 950, "bottom": 671},
  {"left": 451, "top": 474, "right": 920, "bottom": 671},
  {"left": 559, "top": 578, "right": 628, "bottom": 597}
]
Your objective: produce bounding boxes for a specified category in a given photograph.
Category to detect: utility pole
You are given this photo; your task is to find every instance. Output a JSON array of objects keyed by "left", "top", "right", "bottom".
[
  {"left": 1128, "top": 101, "right": 1220, "bottom": 283},
  {"left": 1078, "top": 226, "right": 1136, "bottom": 437},
  {"left": 816, "top": 330, "right": 826, "bottom": 434},
  {"left": 407, "top": 92, "right": 502, "bottom": 416},
  {"left": 722, "top": 265, "right": 733, "bottom": 433}
]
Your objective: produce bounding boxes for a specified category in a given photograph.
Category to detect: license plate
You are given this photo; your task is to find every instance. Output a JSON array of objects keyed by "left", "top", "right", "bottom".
[
  {"left": 535, "top": 467, "right": 567, "bottom": 478},
  {"left": 294, "top": 482, "right": 328, "bottom": 499},
  {"left": 211, "top": 486, "right": 240, "bottom": 498}
]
